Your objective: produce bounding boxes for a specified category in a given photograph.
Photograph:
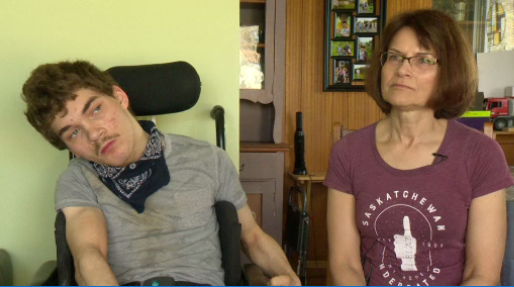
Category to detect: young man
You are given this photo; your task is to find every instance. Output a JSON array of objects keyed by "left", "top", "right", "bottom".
[{"left": 22, "top": 60, "right": 300, "bottom": 286}]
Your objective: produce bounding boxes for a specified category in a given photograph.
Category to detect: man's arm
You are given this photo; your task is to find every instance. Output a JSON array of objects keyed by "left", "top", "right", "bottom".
[
  {"left": 461, "top": 190, "right": 506, "bottom": 286},
  {"left": 62, "top": 206, "right": 118, "bottom": 286},
  {"left": 327, "top": 188, "right": 366, "bottom": 286},
  {"left": 238, "top": 204, "right": 301, "bottom": 286}
]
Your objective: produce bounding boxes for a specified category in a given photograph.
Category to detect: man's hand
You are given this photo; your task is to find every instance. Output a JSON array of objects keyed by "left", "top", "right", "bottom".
[
  {"left": 238, "top": 205, "right": 300, "bottom": 285},
  {"left": 269, "top": 274, "right": 301, "bottom": 286}
]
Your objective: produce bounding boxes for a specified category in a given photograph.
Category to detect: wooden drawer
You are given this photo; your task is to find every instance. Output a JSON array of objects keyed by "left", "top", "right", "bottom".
[
  {"left": 241, "top": 181, "right": 275, "bottom": 232},
  {"left": 239, "top": 152, "right": 281, "bottom": 180}
]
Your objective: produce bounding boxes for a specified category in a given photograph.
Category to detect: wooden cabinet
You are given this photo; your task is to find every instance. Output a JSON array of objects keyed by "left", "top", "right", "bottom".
[
  {"left": 239, "top": 0, "right": 287, "bottom": 253},
  {"left": 240, "top": 0, "right": 286, "bottom": 143},
  {"left": 240, "top": 151, "right": 285, "bottom": 245},
  {"left": 239, "top": 150, "right": 285, "bottom": 264}
]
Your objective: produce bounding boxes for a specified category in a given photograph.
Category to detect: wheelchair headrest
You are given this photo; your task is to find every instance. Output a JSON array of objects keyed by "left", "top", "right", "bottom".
[{"left": 106, "top": 62, "right": 201, "bottom": 116}]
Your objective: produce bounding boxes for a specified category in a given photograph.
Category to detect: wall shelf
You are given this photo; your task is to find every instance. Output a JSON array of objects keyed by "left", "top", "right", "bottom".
[
  {"left": 241, "top": 0, "right": 266, "bottom": 3},
  {"left": 240, "top": 143, "right": 291, "bottom": 153}
]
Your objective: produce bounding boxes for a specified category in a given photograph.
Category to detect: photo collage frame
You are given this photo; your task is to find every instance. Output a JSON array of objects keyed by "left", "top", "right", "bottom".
[{"left": 324, "top": 0, "right": 387, "bottom": 91}]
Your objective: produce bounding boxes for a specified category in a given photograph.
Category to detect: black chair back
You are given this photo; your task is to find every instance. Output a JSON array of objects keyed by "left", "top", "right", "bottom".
[
  {"left": 106, "top": 62, "right": 225, "bottom": 150},
  {"left": 106, "top": 62, "right": 201, "bottom": 116}
]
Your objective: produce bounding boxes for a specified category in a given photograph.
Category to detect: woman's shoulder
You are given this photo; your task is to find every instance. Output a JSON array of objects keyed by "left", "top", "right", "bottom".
[
  {"left": 448, "top": 120, "right": 502, "bottom": 154},
  {"left": 450, "top": 120, "right": 498, "bottom": 145}
]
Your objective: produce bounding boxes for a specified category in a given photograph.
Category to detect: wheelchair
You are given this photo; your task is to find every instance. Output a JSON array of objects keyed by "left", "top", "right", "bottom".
[{"left": 31, "top": 62, "right": 266, "bottom": 286}]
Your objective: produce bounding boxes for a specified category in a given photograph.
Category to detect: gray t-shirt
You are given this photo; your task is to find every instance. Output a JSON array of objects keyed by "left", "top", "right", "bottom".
[{"left": 55, "top": 134, "right": 247, "bottom": 285}]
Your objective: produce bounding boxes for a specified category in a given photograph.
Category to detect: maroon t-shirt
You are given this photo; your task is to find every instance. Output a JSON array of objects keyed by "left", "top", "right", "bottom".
[{"left": 324, "top": 120, "right": 514, "bottom": 286}]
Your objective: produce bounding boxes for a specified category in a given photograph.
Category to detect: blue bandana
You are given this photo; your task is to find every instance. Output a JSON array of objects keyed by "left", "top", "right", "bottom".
[{"left": 91, "top": 121, "right": 170, "bottom": 213}]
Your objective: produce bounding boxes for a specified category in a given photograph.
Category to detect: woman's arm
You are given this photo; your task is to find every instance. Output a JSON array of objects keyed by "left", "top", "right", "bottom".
[
  {"left": 461, "top": 189, "right": 506, "bottom": 286},
  {"left": 327, "top": 188, "right": 367, "bottom": 286}
]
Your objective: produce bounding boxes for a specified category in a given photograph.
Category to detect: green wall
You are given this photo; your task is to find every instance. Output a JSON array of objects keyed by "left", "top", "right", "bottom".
[{"left": 0, "top": 1, "right": 239, "bottom": 285}]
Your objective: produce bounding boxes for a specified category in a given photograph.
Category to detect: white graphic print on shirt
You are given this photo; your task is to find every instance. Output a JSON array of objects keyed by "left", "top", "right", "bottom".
[
  {"left": 394, "top": 216, "right": 417, "bottom": 271},
  {"left": 361, "top": 190, "right": 445, "bottom": 286}
]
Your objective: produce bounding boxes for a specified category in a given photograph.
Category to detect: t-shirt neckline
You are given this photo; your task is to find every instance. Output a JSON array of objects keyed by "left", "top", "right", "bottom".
[{"left": 370, "top": 119, "right": 453, "bottom": 176}]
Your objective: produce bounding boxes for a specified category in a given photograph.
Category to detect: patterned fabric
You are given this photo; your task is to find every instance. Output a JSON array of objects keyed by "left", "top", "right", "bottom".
[{"left": 91, "top": 121, "right": 170, "bottom": 213}]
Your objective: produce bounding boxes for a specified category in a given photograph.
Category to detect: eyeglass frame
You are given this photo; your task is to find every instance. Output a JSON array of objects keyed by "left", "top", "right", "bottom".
[{"left": 379, "top": 52, "right": 439, "bottom": 72}]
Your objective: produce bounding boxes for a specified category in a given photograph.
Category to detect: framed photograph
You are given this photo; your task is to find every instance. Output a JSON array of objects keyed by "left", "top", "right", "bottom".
[
  {"left": 357, "top": 0, "right": 375, "bottom": 14},
  {"left": 331, "top": 40, "right": 355, "bottom": 56},
  {"left": 356, "top": 37, "right": 374, "bottom": 62},
  {"left": 353, "top": 64, "right": 368, "bottom": 81},
  {"left": 334, "top": 13, "right": 352, "bottom": 38},
  {"left": 332, "top": 0, "right": 356, "bottom": 10},
  {"left": 354, "top": 17, "right": 378, "bottom": 34},
  {"left": 324, "top": 0, "right": 386, "bottom": 91},
  {"left": 334, "top": 60, "right": 352, "bottom": 84}
]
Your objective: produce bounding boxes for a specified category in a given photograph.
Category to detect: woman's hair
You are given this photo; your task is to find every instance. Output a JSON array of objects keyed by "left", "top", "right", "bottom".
[
  {"left": 21, "top": 60, "right": 118, "bottom": 150},
  {"left": 366, "top": 9, "right": 477, "bottom": 119}
]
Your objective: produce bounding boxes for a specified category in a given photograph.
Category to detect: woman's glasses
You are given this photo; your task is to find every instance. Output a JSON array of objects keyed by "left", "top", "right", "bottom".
[{"left": 380, "top": 52, "right": 438, "bottom": 73}]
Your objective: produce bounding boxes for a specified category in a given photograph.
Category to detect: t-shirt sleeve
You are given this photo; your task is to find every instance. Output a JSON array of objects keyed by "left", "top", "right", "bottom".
[
  {"left": 55, "top": 162, "right": 101, "bottom": 211},
  {"left": 469, "top": 135, "right": 514, "bottom": 198},
  {"left": 213, "top": 146, "right": 248, "bottom": 210},
  {"left": 323, "top": 138, "right": 354, "bottom": 194}
]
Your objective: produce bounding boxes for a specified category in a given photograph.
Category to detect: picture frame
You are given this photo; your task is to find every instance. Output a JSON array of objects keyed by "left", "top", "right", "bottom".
[
  {"left": 354, "top": 17, "right": 379, "bottom": 34},
  {"left": 331, "top": 40, "right": 355, "bottom": 57},
  {"left": 357, "top": 0, "right": 375, "bottom": 15},
  {"left": 334, "top": 13, "right": 352, "bottom": 38},
  {"left": 356, "top": 36, "right": 374, "bottom": 62},
  {"left": 324, "top": 0, "right": 387, "bottom": 91},
  {"left": 333, "top": 59, "right": 352, "bottom": 85},
  {"left": 332, "top": 0, "right": 356, "bottom": 10},
  {"left": 353, "top": 64, "right": 369, "bottom": 81}
]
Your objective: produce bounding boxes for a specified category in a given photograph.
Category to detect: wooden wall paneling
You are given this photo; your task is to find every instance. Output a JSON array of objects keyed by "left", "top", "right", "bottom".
[
  {"left": 331, "top": 92, "right": 350, "bottom": 131},
  {"left": 347, "top": 93, "right": 384, "bottom": 130},
  {"left": 301, "top": 0, "right": 334, "bottom": 173},
  {"left": 284, "top": 0, "right": 303, "bottom": 167},
  {"left": 387, "top": 0, "right": 433, "bottom": 19},
  {"left": 283, "top": 0, "right": 304, "bottom": 233},
  {"left": 284, "top": 0, "right": 303, "bottom": 143},
  {"left": 304, "top": 99, "right": 335, "bottom": 172},
  {"left": 283, "top": 1, "right": 434, "bottom": 283}
]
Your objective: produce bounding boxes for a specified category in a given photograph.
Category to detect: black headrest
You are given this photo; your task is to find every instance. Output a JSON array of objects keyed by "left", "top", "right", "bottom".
[{"left": 106, "top": 62, "right": 201, "bottom": 116}]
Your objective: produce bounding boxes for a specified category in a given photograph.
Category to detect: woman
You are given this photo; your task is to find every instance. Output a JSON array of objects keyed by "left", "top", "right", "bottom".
[{"left": 324, "top": 9, "right": 514, "bottom": 286}]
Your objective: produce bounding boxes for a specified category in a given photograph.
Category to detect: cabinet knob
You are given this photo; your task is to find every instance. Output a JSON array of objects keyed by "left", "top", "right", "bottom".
[{"left": 240, "top": 163, "right": 245, "bottom": 172}]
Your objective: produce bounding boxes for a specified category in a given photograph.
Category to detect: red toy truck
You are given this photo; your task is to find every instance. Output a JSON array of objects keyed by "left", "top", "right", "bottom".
[{"left": 484, "top": 97, "right": 514, "bottom": 130}]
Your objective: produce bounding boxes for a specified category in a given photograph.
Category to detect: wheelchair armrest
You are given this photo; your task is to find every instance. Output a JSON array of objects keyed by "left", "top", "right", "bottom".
[
  {"left": 30, "top": 260, "right": 57, "bottom": 286},
  {"left": 243, "top": 264, "right": 268, "bottom": 286}
]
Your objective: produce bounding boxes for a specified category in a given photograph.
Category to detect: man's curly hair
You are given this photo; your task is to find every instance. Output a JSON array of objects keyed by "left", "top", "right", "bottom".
[{"left": 21, "top": 60, "right": 118, "bottom": 150}]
